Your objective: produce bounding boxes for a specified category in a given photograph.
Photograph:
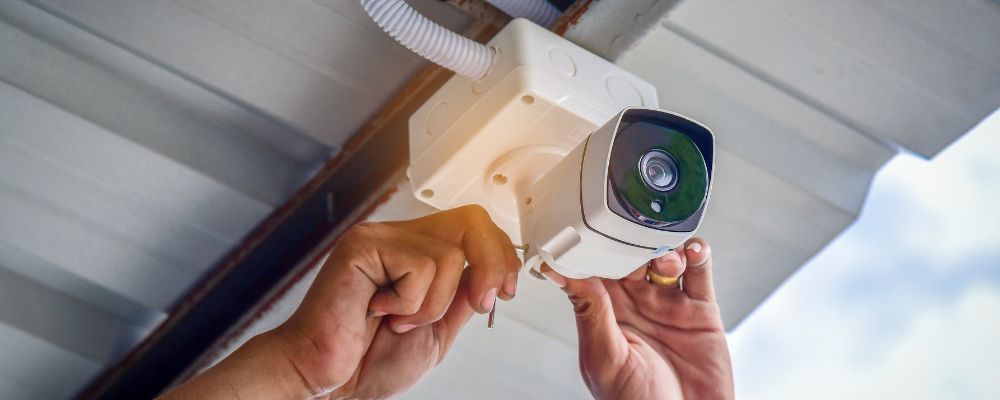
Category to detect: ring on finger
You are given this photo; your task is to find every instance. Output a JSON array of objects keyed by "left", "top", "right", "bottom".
[{"left": 646, "top": 267, "right": 682, "bottom": 288}]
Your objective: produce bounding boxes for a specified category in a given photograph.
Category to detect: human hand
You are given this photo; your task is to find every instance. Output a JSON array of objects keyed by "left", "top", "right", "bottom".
[
  {"left": 279, "top": 205, "right": 521, "bottom": 398},
  {"left": 160, "top": 205, "right": 519, "bottom": 400},
  {"left": 541, "top": 238, "right": 734, "bottom": 400}
]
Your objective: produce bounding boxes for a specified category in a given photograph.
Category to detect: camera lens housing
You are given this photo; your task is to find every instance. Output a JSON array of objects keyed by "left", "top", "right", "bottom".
[
  {"left": 521, "top": 107, "right": 714, "bottom": 279},
  {"left": 606, "top": 111, "right": 712, "bottom": 231}
]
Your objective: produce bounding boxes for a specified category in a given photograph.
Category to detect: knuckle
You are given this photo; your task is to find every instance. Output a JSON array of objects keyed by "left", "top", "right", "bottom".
[
  {"left": 401, "top": 301, "right": 422, "bottom": 315},
  {"left": 417, "top": 255, "right": 439, "bottom": 275},
  {"left": 568, "top": 294, "right": 601, "bottom": 317},
  {"left": 439, "top": 245, "right": 466, "bottom": 268},
  {"left": 460, "top": 203, "right": 489, "bottom": 217},
  {"left": 429, "top": 308, "right": 447, "bottom": 322},
  {"left": 412, "top": 308, "right": 447, "bottom": 326},
  {"left": 458, "top": 204, "right": 494, "bottom": 225}
]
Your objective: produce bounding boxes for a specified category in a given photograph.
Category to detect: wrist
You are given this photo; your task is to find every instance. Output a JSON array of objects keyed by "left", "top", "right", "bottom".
[
  {"left": 245, "top": 330, "right": 321, "bottom": 399},
  {"left": 160, "top": 329, "right": 317, "bottom": 399},
  {"left": 260, "top": 326, "right": 332, "bottom": 399},
  {"left": 269, "top": 323, "right": 362, "bottom": 400}
]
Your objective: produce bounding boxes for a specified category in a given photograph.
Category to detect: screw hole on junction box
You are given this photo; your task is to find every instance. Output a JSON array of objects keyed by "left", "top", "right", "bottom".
[
  {"left": 521, "top": 95, "right": 534, "bottom": 105},
  {"left": 420, "top": 189, "right": 434, "bottom": 198},
  {"left": 492, "top": 173, "right": 508, "bottom": 185}
]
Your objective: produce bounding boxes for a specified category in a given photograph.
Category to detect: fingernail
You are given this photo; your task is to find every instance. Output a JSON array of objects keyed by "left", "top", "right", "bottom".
[
  {"left": 394, "top": 323, "right": 417, "bottom": 334},
  {"left": 686, "top": 242, "right": 703, "bottom": 253},
  {"left": 371, "top": 310, "right": 387, "bottom": 317},
  {"left": 481, "top": 288, "right": 497, "bottom": 312},
  {"left": 503, "top": 272, "right": 517, "bottom": 297},
  {"left": 540, "top": 270, "right": 566, "bottom": 288}
]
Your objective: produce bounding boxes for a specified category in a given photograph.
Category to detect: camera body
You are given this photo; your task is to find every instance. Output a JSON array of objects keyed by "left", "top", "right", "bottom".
[
  {"left": 521, "top": 108, "right": 714, "bottom": 279},
  {"left": 408, "top": 19, "right": 714, "bottom": 279}
]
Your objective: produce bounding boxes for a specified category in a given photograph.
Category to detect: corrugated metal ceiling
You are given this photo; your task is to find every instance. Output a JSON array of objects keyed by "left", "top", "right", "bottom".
[{"left": 0, "top": 0, "right": 470, "bottom": 398}]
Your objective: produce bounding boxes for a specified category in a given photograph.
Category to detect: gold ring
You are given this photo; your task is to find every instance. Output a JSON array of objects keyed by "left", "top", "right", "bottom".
[{"left": 646, "top": 269, "right": 681, "bottom": 287}]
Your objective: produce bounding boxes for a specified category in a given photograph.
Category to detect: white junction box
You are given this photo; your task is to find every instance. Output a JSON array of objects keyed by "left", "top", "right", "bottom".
[{"left": 408, "top": 19, "right": 659, "bottom": 245}]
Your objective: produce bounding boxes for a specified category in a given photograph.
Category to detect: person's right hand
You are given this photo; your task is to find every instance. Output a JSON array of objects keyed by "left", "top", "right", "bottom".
[
  {"left": 541, "top": 238, "right": 734, "bottom": 400},
  {"left": 273, "top": 205, "right": 521, "bottom": 398},
  {"left": 160, "top": 205, "right": 519, "bottom": 400}
]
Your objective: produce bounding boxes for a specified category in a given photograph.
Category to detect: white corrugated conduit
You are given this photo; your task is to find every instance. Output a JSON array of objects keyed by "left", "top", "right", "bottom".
[
  {"left": 361, "top": 0, "right": 496, "bottom": 79},
  {"left": 484, "top": 0, "right": 561, "bottom": 27}
]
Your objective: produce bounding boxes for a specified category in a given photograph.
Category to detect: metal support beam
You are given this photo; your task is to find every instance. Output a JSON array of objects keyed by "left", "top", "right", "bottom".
[
  {"left": 80, "top": 18, "right": 502, "bottom": 400},
  {"left": 553, "top": 0, "right": 682, "bottom": 61},
  {"left": 444, "top": 0, "right": 511, "bottom": 29}
]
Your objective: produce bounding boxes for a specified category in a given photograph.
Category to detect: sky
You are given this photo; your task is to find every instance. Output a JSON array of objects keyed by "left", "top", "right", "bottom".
[{"left": 728, "top": 109, "right": 1000, "bottom": 400}]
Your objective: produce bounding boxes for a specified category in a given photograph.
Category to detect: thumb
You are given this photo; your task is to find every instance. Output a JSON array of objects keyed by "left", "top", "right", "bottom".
[{"left": 539, "top": 265, "right": 628, "bottom": 369}]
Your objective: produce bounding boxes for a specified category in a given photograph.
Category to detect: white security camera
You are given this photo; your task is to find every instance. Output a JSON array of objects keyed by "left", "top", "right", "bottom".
[
  {"left": 520, "top": 107, "right": 715, "bottom": 279},
  {"left": 406, "top": 19, "right": 714, "bottom": 279}
]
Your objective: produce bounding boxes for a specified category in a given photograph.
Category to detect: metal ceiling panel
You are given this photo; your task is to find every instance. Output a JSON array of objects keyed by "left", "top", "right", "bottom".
[
  {"left": 0, "top": 321, "right": 101, "bottom": 399},
  {"left": 0, "top": 0, "right": 471, "bottom": 398},
  {"left": 27, "top": 0, "right": 472, "bottom": 146},
  {"left": 661, "top": 0, "right": 1000, "bottom": 158}
]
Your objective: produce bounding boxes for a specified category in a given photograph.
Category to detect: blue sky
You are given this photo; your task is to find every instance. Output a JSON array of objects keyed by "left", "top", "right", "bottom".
[{"left": 729, "top": 109, "right": 1000, "bottom": 399}]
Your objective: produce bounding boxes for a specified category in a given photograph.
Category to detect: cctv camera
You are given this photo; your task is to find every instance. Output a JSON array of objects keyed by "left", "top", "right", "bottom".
[
  {"left": 406, "top": 20, "right": 714, "bottom": 279},
  {"left": 520, "top": 107, "right": 715, "bottom": 279}
]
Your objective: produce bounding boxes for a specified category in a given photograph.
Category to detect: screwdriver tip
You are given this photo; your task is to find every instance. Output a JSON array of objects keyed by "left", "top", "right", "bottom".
[{"left": 487, "top": 301, "right": 496, "bottom": 329}]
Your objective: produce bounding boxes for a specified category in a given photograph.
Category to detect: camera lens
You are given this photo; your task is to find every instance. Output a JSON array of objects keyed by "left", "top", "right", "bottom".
[
  {"left": 639, "top": 150, "right": 677, "bottom": 192},
  {"left": 606, "top": 112, "right": 710, "bottom": 230}
]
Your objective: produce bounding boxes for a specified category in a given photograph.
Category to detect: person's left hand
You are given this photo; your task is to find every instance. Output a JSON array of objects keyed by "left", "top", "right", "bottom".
[{"left": 542, "top": 238, "right": 733, "bottom": 400}]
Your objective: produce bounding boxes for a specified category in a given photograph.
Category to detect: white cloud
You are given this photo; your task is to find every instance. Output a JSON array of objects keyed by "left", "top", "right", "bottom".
[
  {"left": 872, "top": 114, "right": 1000, "bottom": 268},
  {"left": 729, "top": 109, "right": 1000, "bottom": 399},
  {"left": 733, "top": 285, "right": 1000, "bottom": 400},
  {"left": 865, "top": 286, "right": 1000, "bottom": 400}
]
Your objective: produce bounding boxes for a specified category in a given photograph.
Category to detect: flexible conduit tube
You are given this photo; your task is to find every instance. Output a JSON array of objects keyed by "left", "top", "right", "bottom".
[
  {"left": 485, "top": 0, "right": 561, "bottom": 28},
  {"left": 361, "top": 0, "right": 496, "bottom": 79}
]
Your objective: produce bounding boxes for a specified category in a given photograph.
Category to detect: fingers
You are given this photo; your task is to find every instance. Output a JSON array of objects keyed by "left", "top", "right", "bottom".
[
  {"left": 621, "top": 239, "right": 715, "bottom": 302},
  {"left": 387, "top": 240, "right": 466, "bottom": 333},
  {"left": 620, "top": 249, "right": 687, "bottom": 283},
  {"left": 365, "top": 239, "right": 439, "bottom": 318},
  {"left": 386, "top": 205, "right": 519, "bottom": 314},
  {"left": 432, "top": 270, "right": 477, "bottom": 361},
  {"left": 364, "top": 228, "right": 469, "bottom": 333},
  {"left": 649, "top": 249, "right": 687, "bottom": 283},
  {"left": 366, "top": 204, "right": 520, "bottom": 336},
  {"left": 540, "top": 264, "right": 629, "bottom": 370},
  {"left": 680, "top": 237, "right": 715, "bottom": 301},
  {"left": 462, "top": 226, "right": 509, "bottom": 313},
  {"left": 497, "top": 230, "right": 522, "bottom": 301},
  {"left": 447, "top": 205, "right": 519, "bottom": 312}
]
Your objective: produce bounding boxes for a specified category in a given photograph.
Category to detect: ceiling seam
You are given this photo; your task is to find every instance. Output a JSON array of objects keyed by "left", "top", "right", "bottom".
[{"left": 659, "top": 21, "right": 901, "bottom": 158}]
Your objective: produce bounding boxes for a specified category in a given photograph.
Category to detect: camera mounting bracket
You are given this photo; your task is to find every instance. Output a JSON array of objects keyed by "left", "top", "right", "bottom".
[{"left": 407, "top": 19, "right": 659, "bottom": 244}]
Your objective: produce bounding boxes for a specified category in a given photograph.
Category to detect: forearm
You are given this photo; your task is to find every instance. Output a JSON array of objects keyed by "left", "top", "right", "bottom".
[{"left": 159, "top": 330, "right": 315, "bottom": 400}]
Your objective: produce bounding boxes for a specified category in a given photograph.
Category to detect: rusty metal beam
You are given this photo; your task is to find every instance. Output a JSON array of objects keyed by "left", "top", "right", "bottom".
[
  {"left": 553, "top": 0, "right": 681, "bottom": 62},
  {"left": 80, "top": 17, "right": 502, "bottom": 400},
  {"left": 444, "top": 0, "right": 511, "bottom": 29}
]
